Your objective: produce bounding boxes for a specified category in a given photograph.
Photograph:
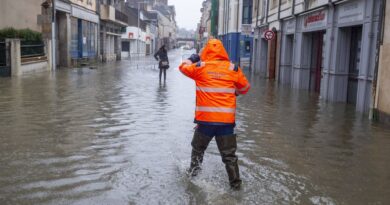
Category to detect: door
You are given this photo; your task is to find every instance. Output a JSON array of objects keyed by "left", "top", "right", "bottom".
[
  {"left": 260, "top": 38, "right": 268, "bottom": 76},
  {"left": 309, "top": 32, "right": 325, "bottom": 93},
  {"left": 0, "top": 41, "right": 11, "bottom": 77},
  {"left": 347, "top": 26, "right": 362, "bottom": 104},
  {"left": 314, "top": 32, "right": 324, "bottom": 93}
]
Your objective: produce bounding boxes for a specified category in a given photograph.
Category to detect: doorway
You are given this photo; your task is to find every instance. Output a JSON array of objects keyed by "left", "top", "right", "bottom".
[
  {"left": 347, "top": 26, "right": 362, "bottom": 104},
  {"left": 280, "top": 34, "right": 294, "bottom": 84},
  {"left": 308, "top": 32, "right": 325, "bottom": 93},
  {"left": 259, "top": 38, "right": 268, "bottom": 76}
]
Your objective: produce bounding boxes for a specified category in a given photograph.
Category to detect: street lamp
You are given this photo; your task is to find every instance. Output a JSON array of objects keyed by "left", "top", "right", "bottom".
[{"left": 137, "top": 1, "right": 148, "bottom": 57}]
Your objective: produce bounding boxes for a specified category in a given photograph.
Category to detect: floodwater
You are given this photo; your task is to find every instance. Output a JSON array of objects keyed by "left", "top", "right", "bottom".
[{"left": 0, "top": 49, "right": 389, "bottom": 205}]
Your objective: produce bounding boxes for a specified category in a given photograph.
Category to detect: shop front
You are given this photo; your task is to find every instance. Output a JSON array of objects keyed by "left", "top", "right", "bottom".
[
  {"left": 283, "top": 0, "right": 381, "bottom": 113},
  {"left": 280, "top": 18, "right": 296, "bottom": 85},
  {"left": 252, "top": 26, "right": 269, "bottom": 77},
  {"left": 55, "top": 1, "right": 99, "bottom": 67},
  {"left": 292, "top": 9, "right": 328, "bottom": 92},
  {"left": 71, "top": 5, "right": 99, "bottom": 61}
]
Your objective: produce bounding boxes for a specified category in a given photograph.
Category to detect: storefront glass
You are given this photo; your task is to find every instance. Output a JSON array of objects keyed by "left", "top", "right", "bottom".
[{"left": 71, "top": 18, "right": 97, "bottom": 59}]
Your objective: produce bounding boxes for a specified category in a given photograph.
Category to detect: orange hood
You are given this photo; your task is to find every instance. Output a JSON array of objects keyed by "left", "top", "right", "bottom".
[{"left": 200, "top": 39, "right": 230, "bottom": 61}]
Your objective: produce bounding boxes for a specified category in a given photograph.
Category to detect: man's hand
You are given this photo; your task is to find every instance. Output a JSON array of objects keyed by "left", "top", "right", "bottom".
[
  {"left": 188, "top": 54, "right": 201, "bottom": 63},
  {"left": 182, "top": 59, "right": 192, "bottom": 65}
]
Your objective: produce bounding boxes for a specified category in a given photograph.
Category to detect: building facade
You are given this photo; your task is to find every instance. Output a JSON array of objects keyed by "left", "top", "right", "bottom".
[
  {"left": 0, "top": 0, "right": 44, "bottom": 32},
  {"left": 252, "top": 0, "right": 384, "bottom": 114},
  {"left": 99, "top": 0, "right": 128, "bottom": 62},
  {"left": 55, "top": 0, "right": 100, "bottom": 67},
  {"left": 198, "top": 0, "right": 212, "bottom": 49},
  {"left": 374, "top": 0, "right": 390, "bottom": 123},
  {"left": 121, "top": 3, "right": 158, "bottom": 58},
  {"left": 218, "top": 0, "right": 253, "bottom": 65}
]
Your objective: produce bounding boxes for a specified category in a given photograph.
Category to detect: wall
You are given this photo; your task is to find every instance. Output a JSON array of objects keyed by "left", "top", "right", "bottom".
[
  {"left": 376, "top": 0, "right": 390, "bottom": 116},
  {"left": 70, "top": 0, "right": 97, "bottom": 12},
  {"left": 0, "top": 0, "right": 43, "bottom": 32}
]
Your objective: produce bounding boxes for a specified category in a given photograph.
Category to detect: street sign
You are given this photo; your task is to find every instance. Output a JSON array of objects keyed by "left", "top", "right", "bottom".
[{"left": 264, "top": 30, "right": 275, "bottom": 41}]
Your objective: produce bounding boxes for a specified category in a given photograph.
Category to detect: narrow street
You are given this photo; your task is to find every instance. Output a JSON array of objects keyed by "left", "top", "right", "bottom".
[{"left": 0, "top": 49, "right": 389, "bottom": 204}]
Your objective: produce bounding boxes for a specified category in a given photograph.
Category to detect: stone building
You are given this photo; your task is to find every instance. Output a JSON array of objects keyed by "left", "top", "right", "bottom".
[
  {"left": 0, "top": 0, "right": 44, "bottom": 32},
  {"left": 251, "top": 0, "right": 384, "bottom": 114},
  {"left": 99, "top": 0, "right": 128, "bottom": 62},
  {"left": 55, "top": 0, "right": 100, "bottom": 67},
  {"left": 218, "top": 0, "right": 253, "bottom": 64},
  {"left": 374, "top": 0, "right": 390, "bottom": 123}
]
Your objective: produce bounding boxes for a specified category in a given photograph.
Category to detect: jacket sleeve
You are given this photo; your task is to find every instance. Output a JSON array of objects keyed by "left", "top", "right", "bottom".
[
  {"left": 179, "top": 62, "right": 199, "bottom": 80},
  {"left": 235, "top": 67, "right": 250, "bottom": 95},
  {"left": 154, "top": 50, "right": 160, "bottom": 60}
]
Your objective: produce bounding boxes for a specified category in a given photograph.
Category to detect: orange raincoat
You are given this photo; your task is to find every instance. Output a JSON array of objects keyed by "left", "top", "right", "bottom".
[{"left": 179, "top": 39, "right": 250, "bottom": 124}]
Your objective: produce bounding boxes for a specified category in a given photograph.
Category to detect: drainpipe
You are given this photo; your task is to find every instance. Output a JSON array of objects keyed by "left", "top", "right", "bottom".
[
  {"left": 256, "top": 0, "right": 260, "bottom": 28},
  {"left": 51, "top": 0, "right": 56, "bottom": 71},
  {"left": 278, "top": 0, "right": 281, "bottom": 20},
  {"left": 265, "top": 0, "right": 269, "bottom": 24},
  {"left": 292, "top": 0, "right": 295, "bottom": 16},
  {"left": 236, "top": 0, "right": 240, "bottom": 65},
  {"left": 370, "top": 0, "right": 386, "bottom": 120}
]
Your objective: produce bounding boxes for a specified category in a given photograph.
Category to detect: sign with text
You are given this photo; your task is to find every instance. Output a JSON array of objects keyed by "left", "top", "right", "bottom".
[
  {"left": 303, "top": 10, "right": 327, "bottom": 30},
  {"left": 337, "top": 0, "right": 364, "bottom": 24}
]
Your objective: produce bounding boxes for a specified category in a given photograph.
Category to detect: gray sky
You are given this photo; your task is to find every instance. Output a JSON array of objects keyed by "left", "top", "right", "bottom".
[{"left": 169, "top": 0, "right": 202, "bottom": 30}]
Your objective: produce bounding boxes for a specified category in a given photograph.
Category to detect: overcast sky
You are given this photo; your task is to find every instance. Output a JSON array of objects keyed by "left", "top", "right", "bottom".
[{"left": 168, "top": 0, "right": 202, "bottom": 30}]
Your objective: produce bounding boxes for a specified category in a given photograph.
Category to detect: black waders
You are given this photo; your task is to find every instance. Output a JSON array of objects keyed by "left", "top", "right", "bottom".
[{"left": 189, "top": 130, "right": 242, "bottom": 190}]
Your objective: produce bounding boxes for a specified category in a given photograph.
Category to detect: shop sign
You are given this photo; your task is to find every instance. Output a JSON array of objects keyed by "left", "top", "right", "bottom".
[
  {"left": 241, "top": 24, "right": 252, "bottom": 36},
  {"left": 264, "top": 30, "right": 275, "bottom": 41},
  {"left": 72, "top": 6, "right": 99, "bottom": 24},
  {"left": 56, "top": 0, "right": 71, "bottom": 13},
  {"left": 128, "top": 32, "right": 134, "bottom": 39},
  {"left": 338, "top": 0, "right": 364, "bottom": 24},
  {"left": 285, "top": 20, "right": 295, "bottom": 34},
  {"left": 259, "top": 27, "right": 268, "bottom": 38},
  {"left": 303, "top": 10, "right": 327, "bottom": 29}
]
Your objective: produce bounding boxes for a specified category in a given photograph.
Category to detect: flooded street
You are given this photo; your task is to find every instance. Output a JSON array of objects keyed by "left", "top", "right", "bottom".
[{"left": 0, "top": 49, "right": 389, "bottom": 205}]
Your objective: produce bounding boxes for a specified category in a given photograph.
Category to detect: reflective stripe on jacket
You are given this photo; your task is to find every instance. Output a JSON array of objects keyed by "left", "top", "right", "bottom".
[{"left": 179, "top": 39, "right": 250, "bottom": 124}]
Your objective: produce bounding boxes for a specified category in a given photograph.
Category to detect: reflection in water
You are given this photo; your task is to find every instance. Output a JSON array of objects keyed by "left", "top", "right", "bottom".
[{"left": 0, "top": 50, "right": 389, "bottom": 205}]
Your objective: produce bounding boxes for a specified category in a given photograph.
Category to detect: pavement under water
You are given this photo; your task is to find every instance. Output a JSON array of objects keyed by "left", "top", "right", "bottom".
[{"left": 0, "top": 49, "right": 389, "bottom": 205}]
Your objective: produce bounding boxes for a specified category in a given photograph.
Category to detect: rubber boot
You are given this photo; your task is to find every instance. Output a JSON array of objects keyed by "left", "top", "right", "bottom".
[
  {"left": 216, "top": 134, "right": 242, "bottom": 190},
  {"left": 188, "top": 130, "right": 212, "bottom": 176}
]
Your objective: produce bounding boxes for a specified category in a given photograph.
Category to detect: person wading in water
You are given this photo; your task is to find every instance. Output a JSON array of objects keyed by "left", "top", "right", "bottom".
[
  {"left": 154, "top": 45, "right": 169, "bottom": 83},
  {"left": 179, "top": 39, "right": 251, "bottom": 190}
]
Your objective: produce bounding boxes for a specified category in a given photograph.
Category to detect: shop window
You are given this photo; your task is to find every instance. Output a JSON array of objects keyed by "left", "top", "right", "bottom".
[
  {"left": 122, "top": 42, "right": 130, "bottom": 52},
  {"left": 245, "top": 41, "right": 251, "bottom": 52},
  {"left": 70, "top": 17, "right": 79, "bottom": 58}
]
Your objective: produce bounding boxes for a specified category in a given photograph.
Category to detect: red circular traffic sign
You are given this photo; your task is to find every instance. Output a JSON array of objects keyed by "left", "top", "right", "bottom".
[{"left": 264, "top": 30, "right": 275, "bottom": 41}]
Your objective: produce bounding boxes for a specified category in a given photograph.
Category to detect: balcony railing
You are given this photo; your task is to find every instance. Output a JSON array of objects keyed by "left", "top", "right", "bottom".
[
  {"left": 100, "top": 5, "right": 128, "bottom": 26},
  {"left": 115, "top": 10, "right": 128, "bottom": 24}
]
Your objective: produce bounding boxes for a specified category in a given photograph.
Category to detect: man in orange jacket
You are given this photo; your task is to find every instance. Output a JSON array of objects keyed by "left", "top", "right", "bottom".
[{"left": 179, "top": 39, "right": 250, "bottom": 189}]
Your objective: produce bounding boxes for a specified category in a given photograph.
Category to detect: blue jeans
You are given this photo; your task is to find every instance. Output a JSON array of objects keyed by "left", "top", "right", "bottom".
[{"left": 197, "top": 124, "right": 234, "bottom": 137}]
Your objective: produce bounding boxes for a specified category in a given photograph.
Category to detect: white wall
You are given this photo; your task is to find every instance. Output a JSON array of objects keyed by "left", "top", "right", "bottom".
[{"left": 218, "top": 0, "right": 244, "bottom": 35}]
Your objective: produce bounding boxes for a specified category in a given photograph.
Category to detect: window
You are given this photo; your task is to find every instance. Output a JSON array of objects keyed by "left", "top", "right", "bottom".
[
  {"left": 245, "top": 41, "right": 251, "bottom": 52},
  {"left": 242, "top": 0, "right": 252, "bottom": 24},
  {"left": 70, "top": 18, "right": 79, "bottom": 58}
]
